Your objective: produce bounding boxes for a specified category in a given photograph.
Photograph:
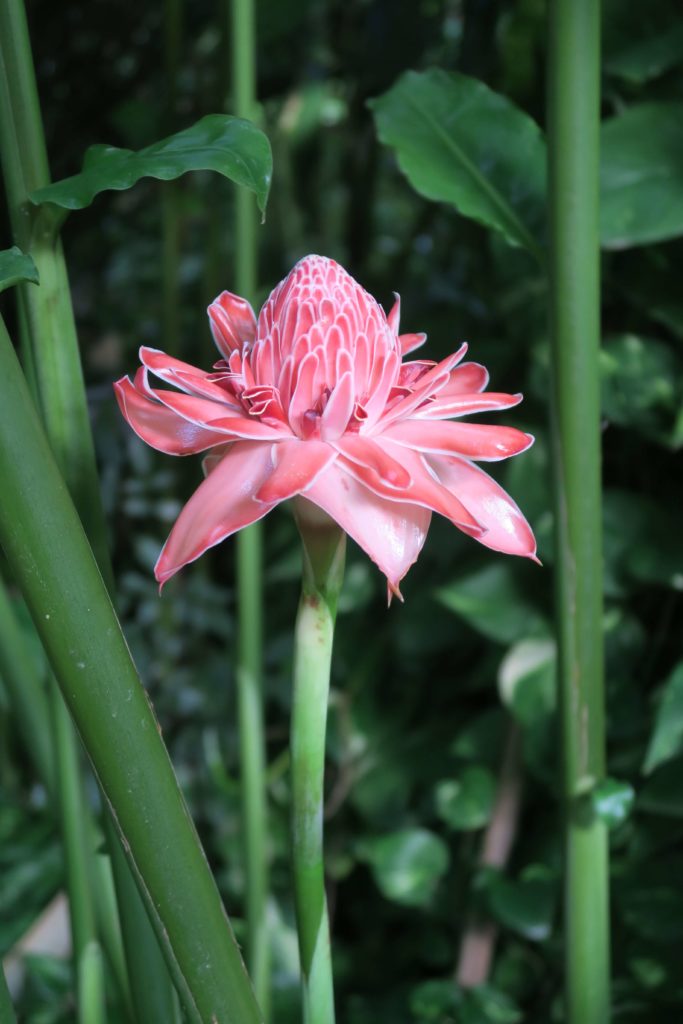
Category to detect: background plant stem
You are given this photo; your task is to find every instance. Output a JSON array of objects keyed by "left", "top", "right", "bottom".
[
  {"left": 291, "top": 508, "right": 345, "bottom": 1024},
  {"left": 162, "top": 0, "right": 182, "bottom": 358},
  {"left": 547, "top": 2, "right": 610, "bottom": 1022},
  {"left": 0, "top": 2, "right": 178, "bottom": 1019},
  {"left": 231, "top": 0, "right": 270, "bottom": 1013}
]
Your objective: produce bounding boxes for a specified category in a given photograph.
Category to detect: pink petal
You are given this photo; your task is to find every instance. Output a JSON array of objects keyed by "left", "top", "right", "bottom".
[
  {"left": 340, "top": 441, "right": 485, "bottom": 537},
  {"left": 149, "top": 387, "right": 290, "bottom": 439},
  {"left": 155, "top": 441, "right": 274, "bottom": 585},
  {"left": 431, "top": 456, "right": 537, "bottom": 558},
  {"left": 113, "top": 376, "right": 227, "bottom": 455},
  {"left": 254, "top": 439, "right": 337, "bottom": 503},
  {"left": 380, "top": 420, "right": 534, "bottom": 461},
  {"left": 321, "top": 371, "right": 355, "bottom": 441},
  {"left": 399, "top": 332, "right": 427, "bottom": 355},
  {"left": 439, "top": 362, "right": 489, "bottom": 395},
  {"left": 139, "top": 346, "right": 213, "bottom": 387},
  {"left": 287, "top": 350, "right": 319, "bottom": 434},
  {"left": 387, "top": 293, "right": 400, "bottom": 334},
  {"left": 304, "top": 462, "right": 431, "bottom": 596},
  {"left": 414, "top": 392, "right": 523, "bottom": 419},
  {"left": 208, "top": 291, "right": 257, "bottom": 358},
  {"left": 334, "top": 434, "right": 411, "bottom": 489},
  {"left": 380, "top": 344, "right": 469, "bottom": 424}
]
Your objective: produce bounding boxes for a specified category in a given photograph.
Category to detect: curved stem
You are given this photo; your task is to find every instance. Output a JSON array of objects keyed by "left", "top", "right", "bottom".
[
  {"left": 547, "top": 2, "right": 610, "bottom": 1022},
  {"left": 291, "top": 504, "right": 345, "bottom": 1024}
]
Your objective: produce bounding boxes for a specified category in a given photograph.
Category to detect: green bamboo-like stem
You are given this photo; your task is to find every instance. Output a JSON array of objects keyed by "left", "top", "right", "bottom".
[
  {"left": 0, "top": 579, "right": 54, "bottom": 789},
  {"left": 547, "top": 3, "right": 610, "bottom": 1023},
  {"left": 0, "top": 314, "right": 262, "bottom": 1024},
  {"left": 162, "top": 0, "right": 182, "bottom": 358},
  {"left": 49, "top": 679, "right": 107, "bottom": 1024},
  {"left": 231, "top": 0, "right": 270, "bottom": 1011},
  {"left": 291, "top": 502, "right": 345, "bottom": 1024},
  {"left": 0, "top": 3, "right": 184, "bottom": 1018},
  {"left": 0, "top": 961, "right": 18, "bottom": 1024}
]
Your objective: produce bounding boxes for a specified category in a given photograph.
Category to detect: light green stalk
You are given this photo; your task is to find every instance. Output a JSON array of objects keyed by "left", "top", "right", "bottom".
[
  {"left": 0, "top": 1, "right": 177, "bottom": 1018},
  {"left": 231, "top": 0, "right": 270, "bottom": 1012},
  {"left": 547, "top": 2, "right": 610, "bottom": 1023},
  {"left": 0, "top": 312, "right": 263, "bottom": 1024},
  {"left": 291, "top": 502, "right": 345, "bottom": 1024}
]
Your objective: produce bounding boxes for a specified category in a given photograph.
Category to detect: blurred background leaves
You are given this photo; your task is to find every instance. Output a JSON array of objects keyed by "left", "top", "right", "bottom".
[{"left": 1, "top": 0, "right": 682, "bottom": 1021}]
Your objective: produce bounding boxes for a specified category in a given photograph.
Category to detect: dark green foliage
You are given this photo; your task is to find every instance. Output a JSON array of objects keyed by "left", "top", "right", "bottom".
[{"left": 2, "top": 1, "right": 682, "bottom": 1022}]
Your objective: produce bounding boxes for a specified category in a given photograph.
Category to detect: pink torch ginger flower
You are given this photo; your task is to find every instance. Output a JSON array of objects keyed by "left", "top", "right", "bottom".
[{"left": 114, "top": 255, "right": 536, "bottom": 598}]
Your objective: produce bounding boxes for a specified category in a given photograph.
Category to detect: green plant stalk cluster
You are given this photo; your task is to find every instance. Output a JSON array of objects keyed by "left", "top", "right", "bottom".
[
  {"left": 291, "top": 504, "right": 346, "bottom": 1024},
  {"left": 547, "top": 2, "right": 610, "bottom": 1022},
  {"left": 231, "top": 0, "right": 270, "bottom": 1013},
  {"left": 0, "top": 313, "right": 263, "bottom": 1024}
]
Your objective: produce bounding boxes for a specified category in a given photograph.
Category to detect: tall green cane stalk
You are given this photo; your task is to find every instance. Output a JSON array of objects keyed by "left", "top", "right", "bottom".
[
  {"left": 291, "top": 502, "right": 345, "bottom": 1024},
  {"left": 547, "top": 3, "right": 610, "bottom": 1023},
  {"left": 231, "top": 0, "right": 270, "bottom": 1012},
  {"left": 0, "top": 1, "right": 177, "bottom": 1019}
]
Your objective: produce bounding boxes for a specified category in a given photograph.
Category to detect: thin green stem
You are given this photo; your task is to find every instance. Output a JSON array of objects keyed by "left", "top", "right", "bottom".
[
  {"left": 0, "top": 2, "right": 177, "bottom": 1018},
  {"left": 231, "top": 0, "right": 269, "bottom": 1012},
  {"left": 547, "top": 3, "right": 610, "bottom": 1023},
  {"left": 0, "top": 579, "right": 54, "bottom": 789},
  {"left": 49, "top": 679, "right": 107, "bottom": 1023},
  {"left": 291, "top": 503, "right": 345, "bottom": 1024},
  {"left": 0, "top": 961, "right": 18, "bottom": 1024}
]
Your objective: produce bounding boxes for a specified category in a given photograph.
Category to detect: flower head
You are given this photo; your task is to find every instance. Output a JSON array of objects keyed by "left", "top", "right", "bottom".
[{"left": 115, "top": 255, "right": 536, "bottom": 597}]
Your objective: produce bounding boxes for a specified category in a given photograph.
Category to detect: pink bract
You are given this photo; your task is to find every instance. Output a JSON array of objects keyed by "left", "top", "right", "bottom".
[{"left": 114, "top": 255, "right": 537, "bottom": 598}]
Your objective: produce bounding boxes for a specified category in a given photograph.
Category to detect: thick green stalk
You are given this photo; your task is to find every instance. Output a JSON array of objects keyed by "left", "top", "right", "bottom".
[
  {"left": 291, "top": 503, "right": 345, "bottom": 1024},
  {"left": 0, "top": 314, "right": 262, "bottom": 1024},
  {"left": 0, "top": 2, "right": 178, "bottom": 1018},
  {"left": 547, "top": 3, "right": 610, "bottom": 1023},
  {"left": 49, "top": 679, "right": 107, "bottom": 1024},
  {"left": 231, "top": 0, "right": 270, "bottom": 1011}
]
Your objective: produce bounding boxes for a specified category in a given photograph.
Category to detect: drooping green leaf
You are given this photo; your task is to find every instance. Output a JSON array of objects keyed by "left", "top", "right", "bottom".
[
  {"left": 0, "top": 247, "right": 39, "bottom": 292},
  {"left": 369, "top": 69, "right": 546, "bottom": 256},
  {"left": 30, "top": 115, "right": 272, "bottom": 215},
  {"left": 591, "top": 778, "right": 635, "bottom": 828},
  {"left": 482, "top": 865, "right": 557, "bottom": 942},
  {"left": 600, "top": 103, "right": 683, "bottom": 249},
  {"left": 357, "top": 828, "right": 450, "bottom": 907},
  {"left": 435, "top": 767, "right": 496, "bottom": 832},
  {"left": 643, "top": 664, "right": 683, "bottom": 774},
  {"left": 436, "top": 564, "right": 549, "bottom": 645}
]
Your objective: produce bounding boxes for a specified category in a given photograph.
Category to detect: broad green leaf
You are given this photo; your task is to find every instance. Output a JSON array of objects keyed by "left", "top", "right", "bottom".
[
  {"left": 30, "top": 114, "right": 272, "bottom": 214},
  {"left": 436, "top": 563, "right": 549, "bottom": 645},
  {"left": 0, "top": 247, "right": 39, "bottom": 292},
  {"left": 482, "top": 865, "right": 557, "bottom": 942},
  {"left": 357, "top": 828, "right": 450, "bottom": 907},
  {"left": 498, "top": 638, "right": 556, "bottom": 727},
  {"left": 591, "top": 778, "right": 635, "bottom": 828},
  {"left": 603, "top": 0, "right": 683, "bottom": 84},
  {"left": 601, "top": 334, "right": 680, "bottom": 447},
  {"left": 638, "top": 759, "right": 683, "bottom": 817},
  {"left": 369, "top": 69, "right": 546, "bottom": 256},
  {"left": 435, "top": 766, "right": 496, "bottom": 831},
  {"left": 459, "top": 986, "right": 522, "bottom": 1024},
  {"left": 600, "top": 103, "right": 683, "bottom": 249},
  {"left": 643, "top": 664, "right": 683, "bottom": 774}
]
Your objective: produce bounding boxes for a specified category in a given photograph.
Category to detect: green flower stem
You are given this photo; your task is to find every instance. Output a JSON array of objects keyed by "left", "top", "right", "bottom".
[
  {"left": 0, "top": 962, "right": 18, "bottom": 1024},
  {"left": 0, "top": 2, "right": 178, "bottom": 1018},
  {"left": 291, "top": 503, "right": 345, "bottom": 1024},
  {"left": 0, "top": 314, "right": 262, "bottom": 1024},
  {"left": 231, "top": 0, "right": 270, "bottom": 1012},
  {"left": 0, "top": 579, "right": 54, "bottom": 789},
  {"left": 547, "top": 3, "right": 610, "bottom": 1023},
  {"left": 48, "top": 679, "right": 107, "bottom": 1024}
]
